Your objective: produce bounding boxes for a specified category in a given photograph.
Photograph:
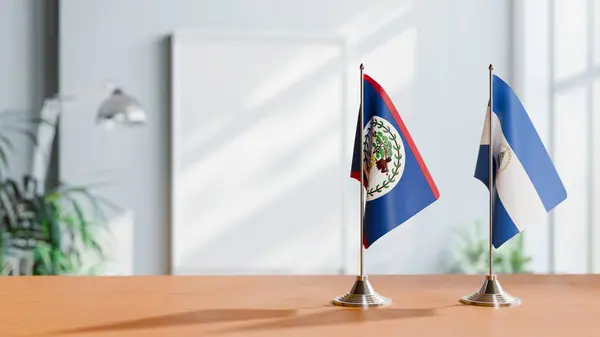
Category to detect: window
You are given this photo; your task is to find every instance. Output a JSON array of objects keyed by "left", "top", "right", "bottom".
[{"left": 517, "top": 0, "right": 600, "bottom": 273}]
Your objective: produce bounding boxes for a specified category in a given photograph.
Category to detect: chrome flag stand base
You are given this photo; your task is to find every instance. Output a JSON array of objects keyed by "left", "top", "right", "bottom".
[
  {"left": 332, "top": 276, "right": 391, "bottom": 308},
  {"left": 460, "top": 274, "right": 521, "bottom": 307}
]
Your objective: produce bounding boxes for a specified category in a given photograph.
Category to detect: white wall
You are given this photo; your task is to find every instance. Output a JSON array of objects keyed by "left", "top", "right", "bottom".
[
  {"left": 0, "top": 0, "right": 47, "bottom": 179},
  {"left": 59, "top": 0, "right": 511, "bottom": 275}
]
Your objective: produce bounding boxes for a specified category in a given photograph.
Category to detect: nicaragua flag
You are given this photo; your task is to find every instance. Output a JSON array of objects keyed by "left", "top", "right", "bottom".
[
  {"left": 475, "top": 75, "right": 567, "bottom": 248},
  {"left": 351, "top": 74, "right": 439, "bottom": 248}
]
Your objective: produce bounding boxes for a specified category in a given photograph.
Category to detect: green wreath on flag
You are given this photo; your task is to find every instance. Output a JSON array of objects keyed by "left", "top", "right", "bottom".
[{"left": 363, "top": 118, "right": 403, "bottom": 197}]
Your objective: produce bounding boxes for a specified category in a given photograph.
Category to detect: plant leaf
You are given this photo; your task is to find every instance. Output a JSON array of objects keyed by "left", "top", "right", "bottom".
[
  {"left": 69, "top": 198, "right": 90, "bottom": 247},
  {"left": 34, "top": 244, "right": 53, "bottom": 274},
  {"left": 0, "top": 127, "right": 38, "bottom": 147},
  {"left": 0, "top": 146, "right": 9, "bottom": 169},
  {"left": 43, "top": 201, "right": 62, "bottom": 258},
  {"left": 0, "top": 134, "right": 15, "bottom": 152}
]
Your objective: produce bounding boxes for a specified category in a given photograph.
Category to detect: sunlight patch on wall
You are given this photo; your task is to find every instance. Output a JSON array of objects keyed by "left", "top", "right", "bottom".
[
  {"left": 243, "top": 44, "right": 343, "bottom": 111},
  {"left": 338, "top": 0, "right": 413, "bottom": 47},
  {"left": 361, "top": 27, "right": 416, "bottom": 96},
  {"left": 553, "top": 0, "right": 587, "bottom": 81}
]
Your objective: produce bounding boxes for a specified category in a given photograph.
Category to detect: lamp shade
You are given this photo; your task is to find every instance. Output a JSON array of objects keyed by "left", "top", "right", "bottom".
[{"left": 96, "top": 88, "right": 146, "bottom": 127}]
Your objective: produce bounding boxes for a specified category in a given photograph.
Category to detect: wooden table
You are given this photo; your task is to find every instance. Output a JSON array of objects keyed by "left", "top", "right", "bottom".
[{"left": 1, "top": 275, "right": 598, "bottom": 337}]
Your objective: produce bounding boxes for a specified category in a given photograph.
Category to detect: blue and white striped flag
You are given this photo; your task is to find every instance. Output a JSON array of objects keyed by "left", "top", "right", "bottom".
[{"left": 475, "top": 75, "right": 567, "bottom": 248}]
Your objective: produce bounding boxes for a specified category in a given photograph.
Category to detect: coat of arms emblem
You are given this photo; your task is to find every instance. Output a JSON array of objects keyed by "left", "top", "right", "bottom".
[
  {"left": 497, "top": 141, "right": 512, "bottom": 172},
  {"left": 362, "top": 116, "right": 406, "bottom": 200}
]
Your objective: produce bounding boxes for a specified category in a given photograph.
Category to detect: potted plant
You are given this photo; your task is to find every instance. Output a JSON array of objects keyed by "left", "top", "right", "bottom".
[
  {"left": 0, "top": 110, "right": 118, "bottom": 275},
  {"left": 448, "top": 219, "right": 532, "bottom": 274}
]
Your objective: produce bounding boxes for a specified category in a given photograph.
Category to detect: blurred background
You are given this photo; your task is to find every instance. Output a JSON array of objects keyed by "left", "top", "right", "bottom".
[{"left": 0, "top": 0, "right": 596, "bottom": 276}]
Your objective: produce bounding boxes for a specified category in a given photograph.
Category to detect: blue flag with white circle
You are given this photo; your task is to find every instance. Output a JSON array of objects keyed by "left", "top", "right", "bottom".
[{"left": 351, "top": 74, "right": 439, "bottom": 248}]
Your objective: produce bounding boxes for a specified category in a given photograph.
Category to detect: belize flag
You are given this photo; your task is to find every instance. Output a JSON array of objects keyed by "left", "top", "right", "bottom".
[
  {"left": 475, "top": 75, "right": 567, "bottom": 248},
  {"left": 351, "top": 74, "right": 439, "bottom": 248}
]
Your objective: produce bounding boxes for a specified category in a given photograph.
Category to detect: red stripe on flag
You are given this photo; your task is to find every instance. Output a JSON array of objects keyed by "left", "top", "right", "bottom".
[
  {"left": 350, "top": 170, "right": 368, "bottom": 188},
  {"left": 363, "top": 74, "right": 440, "bottom": 200}
]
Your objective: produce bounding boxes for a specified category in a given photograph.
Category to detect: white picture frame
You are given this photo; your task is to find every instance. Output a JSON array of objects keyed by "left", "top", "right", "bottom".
[{"left": 170, "top": 30, "right": 352, "bottom": 275}]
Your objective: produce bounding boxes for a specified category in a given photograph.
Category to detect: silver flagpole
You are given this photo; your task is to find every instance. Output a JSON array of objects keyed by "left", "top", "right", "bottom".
[
  {"left": 460, "top": 64, "right": 520, "bottom": 307},
  {"left": 359, "top": 63, "right": 365, "bottom": 277},
  {"left": 488, "top": 64, "right": 494, "bottom": 278},
  {"left": 332, "top": 64, "right": 390, "bottom": 308}
]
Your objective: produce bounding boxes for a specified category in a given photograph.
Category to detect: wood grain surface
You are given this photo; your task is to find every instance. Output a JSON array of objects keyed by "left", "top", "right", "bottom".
[{"left": 0, "top": 275, "right": 598, "bottom": 337}]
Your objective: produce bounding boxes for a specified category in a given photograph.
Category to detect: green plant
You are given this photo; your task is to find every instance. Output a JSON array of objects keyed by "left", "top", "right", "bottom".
[
  {"left": 449, "top": 219, "right": 532, "bottom": 274},
  {"left": 0, "top": 109, "right": 119, "bottom": 275},
  {"left": 0, "top": 178, "right": 119, "bottom": 276},
  {"left": 44, "top": 182, "right": 118, "bottom": 275}
]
